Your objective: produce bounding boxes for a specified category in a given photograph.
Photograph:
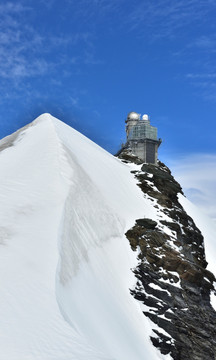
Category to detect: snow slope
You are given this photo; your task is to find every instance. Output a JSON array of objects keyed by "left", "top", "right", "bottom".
[{"left": 0, "top": 113, "right": 169, "bottom": 360}]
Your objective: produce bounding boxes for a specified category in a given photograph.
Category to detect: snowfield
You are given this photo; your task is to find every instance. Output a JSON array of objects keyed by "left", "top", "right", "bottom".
[
  {"left": 0, "top": 113, "right": 169, "bottom": 360},
  {"left": 1, "top": 113, "right": 215, "bottom": 359}
]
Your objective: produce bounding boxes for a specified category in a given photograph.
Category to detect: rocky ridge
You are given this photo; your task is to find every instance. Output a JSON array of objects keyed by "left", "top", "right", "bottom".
[{"left": 119, "top": 149, "right": 216, "bottom": 360}]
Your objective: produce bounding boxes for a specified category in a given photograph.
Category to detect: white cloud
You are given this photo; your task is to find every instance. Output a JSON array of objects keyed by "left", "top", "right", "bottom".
[
  {"left": 167, "top": 154, "right": 216, "bottom": 222},
  {"left": 0, "top": 3, "right": 47, "bottom": 80},
  {"left": 0, "top": 2, "right": 29, "bottom": 14},
  {"left": 0, "top": 2, "right": 98, "bottom": 83},
  {"left": 186, "top": 73, "right": 216, "bottom": 79},
  {"left": 0, "top": 0, "right": 101, "bottom": 112},
  {"left": 126, "top": 0, "right": 216, "bottom": 39},
  {"left": 66, "top": 0, "right": 122, "bottom": 19},
  {"left": 185, "top": 71, "right": 216, "bottom": 102},
  {"left": 192, "top": 35, "right": 216, "bottom": 51}
]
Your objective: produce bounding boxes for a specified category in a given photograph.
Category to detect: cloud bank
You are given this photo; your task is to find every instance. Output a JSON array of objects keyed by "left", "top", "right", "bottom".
[{"left": 167, "top": 154, "right": 216, "bottom": 222}]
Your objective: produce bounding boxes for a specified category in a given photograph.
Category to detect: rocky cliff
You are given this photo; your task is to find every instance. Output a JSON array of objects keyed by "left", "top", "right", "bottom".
[{"left": 119, "top": 149, "right": 216, "bottom": 360}]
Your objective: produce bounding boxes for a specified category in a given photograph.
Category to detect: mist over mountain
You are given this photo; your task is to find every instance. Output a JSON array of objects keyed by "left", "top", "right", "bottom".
[
  {"left": 0, "top": 114, "right": 215, "bottom": 360},
  {"left": 168, "top": 155, "right": 216, "bottom": 223}
]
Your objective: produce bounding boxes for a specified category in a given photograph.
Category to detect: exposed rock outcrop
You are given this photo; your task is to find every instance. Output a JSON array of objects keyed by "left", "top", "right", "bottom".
[{"left": 119, "top": 150, "right": 216, "bottom": 360}]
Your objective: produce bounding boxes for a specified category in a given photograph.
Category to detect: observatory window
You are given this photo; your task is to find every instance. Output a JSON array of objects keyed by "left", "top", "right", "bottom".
[{"left": 128, "top": 124, "right": 157, "bottom": 140}]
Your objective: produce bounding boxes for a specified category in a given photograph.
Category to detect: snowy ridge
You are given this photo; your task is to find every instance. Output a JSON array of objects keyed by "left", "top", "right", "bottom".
[
  {"left": 2, "top": 113, "right": 215, "bottom": 359},
  {"left": 0, "top": 114, "right": 168, "bottom": 360}
]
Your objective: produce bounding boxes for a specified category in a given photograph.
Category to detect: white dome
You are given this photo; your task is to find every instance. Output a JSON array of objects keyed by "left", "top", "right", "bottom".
[
  {"left": 127, "top": 112, "right": 140, "bottom": 120},
  {"left": 142, "top": 114, "right": 149, "bottom": 121}
]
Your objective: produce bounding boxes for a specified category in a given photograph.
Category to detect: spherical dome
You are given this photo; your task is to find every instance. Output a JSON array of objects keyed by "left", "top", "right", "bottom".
[
  {"left": 142, "top": 114, "right": 149, "bottom": 121},
  {"left": 127, "top": 112, "right": 140, "bottom": 120}
]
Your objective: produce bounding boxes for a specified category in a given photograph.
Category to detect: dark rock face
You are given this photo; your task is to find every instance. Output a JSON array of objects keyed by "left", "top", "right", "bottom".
[
  {"left": 120, "top": 152, "right": 216, "bottom": 359},
  {"left": 117, "top": 148, "right": 144, "bottom": 165}
]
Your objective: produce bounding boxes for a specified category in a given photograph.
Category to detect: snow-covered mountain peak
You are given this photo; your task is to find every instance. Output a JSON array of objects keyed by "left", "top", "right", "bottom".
[
  {"left": 32, "top": 112, "right": 67, "bottom": 132},
  {"left": 0, "top": 114, "right": 163, "bottom": 360},
  {"left": 33, "top": 112, "right": 53, "bottom": 123},
  {"left": 0, "top": 115, "right": 216, "bottom": 360}
]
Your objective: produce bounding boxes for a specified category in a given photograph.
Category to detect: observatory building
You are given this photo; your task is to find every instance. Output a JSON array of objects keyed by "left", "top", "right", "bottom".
[{"left": 125, "top": 112, "right": 162, "bottom": 165}]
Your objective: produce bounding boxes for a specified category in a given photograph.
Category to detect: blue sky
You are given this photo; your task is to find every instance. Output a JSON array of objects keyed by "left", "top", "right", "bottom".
[{"left": 1, "top": 0, "right": 216, "bottom": 214}]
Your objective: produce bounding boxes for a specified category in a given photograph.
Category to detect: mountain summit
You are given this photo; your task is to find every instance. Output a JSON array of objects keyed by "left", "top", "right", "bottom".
[{"left": 0, "top": 114, "right": 216, "bottom": 360}]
